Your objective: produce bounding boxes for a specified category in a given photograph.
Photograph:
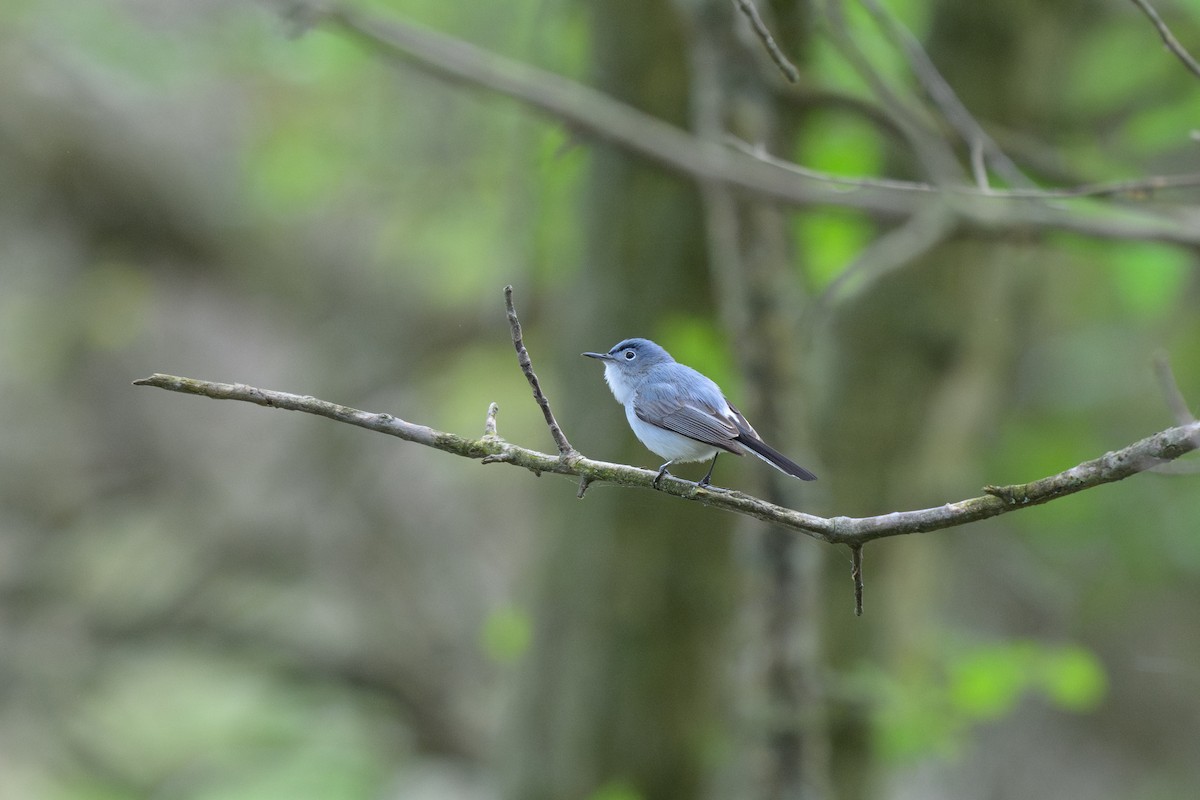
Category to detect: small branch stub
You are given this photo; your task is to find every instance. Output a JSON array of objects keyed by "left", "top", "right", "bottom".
[
  {"left": 484, "top": 402, "right": 500, "bottom": 437},
  {"left": 851, "top": 545, "right": 864, "bottom": 617}
]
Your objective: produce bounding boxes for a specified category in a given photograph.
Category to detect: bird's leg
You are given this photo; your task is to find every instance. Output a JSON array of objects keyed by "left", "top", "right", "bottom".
[
  {"left": 697, "top": 453, "right": 719, "bottom": 488},
  {"left": 652, "top": 460, "right": 674, "bottom": 489}
]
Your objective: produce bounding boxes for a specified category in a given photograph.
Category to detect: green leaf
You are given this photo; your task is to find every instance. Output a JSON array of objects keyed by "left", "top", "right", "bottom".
[
  {"left": 794, "top": 210, "right": 874, "bottom": 290},
  {"left": 1105, "top": 242, "right": 1192, "bottom": 319},
  {"left": 1037, "top": 646, "right": 1107, "bottom": 711},
  {"left": 481, "top": 605, "right": 533, "bottom": 664},
  {"left": 588, "top": 780, "right": 644, "bottom": 800},
  {"left": 947, "top": 644, "right": 1031, "bottom": 720}
]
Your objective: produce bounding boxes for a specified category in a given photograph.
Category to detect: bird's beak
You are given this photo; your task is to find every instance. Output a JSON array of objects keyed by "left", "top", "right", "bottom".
[{"left": 581, "top": 351, "right": 613, "bottom": 361}]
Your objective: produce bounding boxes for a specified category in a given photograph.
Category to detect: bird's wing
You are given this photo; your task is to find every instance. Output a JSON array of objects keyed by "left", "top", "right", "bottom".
[
  {"left": 633, "top": 386, "right": 745, "bottom": 455},
  {"left": 724, "top": 401, "right": 760, "bottom": 440}
]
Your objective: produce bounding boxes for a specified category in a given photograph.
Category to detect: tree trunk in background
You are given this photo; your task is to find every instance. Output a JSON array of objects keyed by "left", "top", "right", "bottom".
[
  {"left": 503, "top": 3, "right": 738, "bottom": 799},
  {"left": 679, "top": 2, "right": 830, "bottom": 798},
  {"left": 813, "top": 2, "right": 1077, "bottom": 798}
]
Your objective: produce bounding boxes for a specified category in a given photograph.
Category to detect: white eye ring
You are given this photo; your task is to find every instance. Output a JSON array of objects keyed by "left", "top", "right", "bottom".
[{"left": 624, "top": 350, "right": 635, "bottom": 360}]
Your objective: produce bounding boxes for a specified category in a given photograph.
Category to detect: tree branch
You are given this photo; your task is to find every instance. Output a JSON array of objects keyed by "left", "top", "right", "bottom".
[
  {"left": 1129, "top": 0, "right": 1200, "bottom": 81},
  {"left": 504, "top": 285, "right": 575, "bottom": 455},
  {"left": 272, "top": 1, "right": 1200, "bottom": 245},
  {"left": 728, "top": 136, "right": 1200, "bottom": 201},
  {"left": 812, "top": 200, "right": 957, "bottom": 311},
  {"left": 734, "top": 0, "right": 801, "bottom": 83},
  {"left": 856, "top": 0, "right": 1034, "bottom": 190},
  {"left": 131, "top": 373, "right": 1200, "bottom": 546}
]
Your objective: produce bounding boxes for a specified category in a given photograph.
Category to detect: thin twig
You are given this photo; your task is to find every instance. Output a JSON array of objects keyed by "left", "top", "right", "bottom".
[
  {"left": 734, "top": 0, "right": 800, "bottom": 83},
  {"left": 818, "top": 0, "right": 963, "bottom": 184},
  {"left": 728, "top": 137, "right": 1200, "bottom": 200},
  {"left": 504, "top": 285, "right": 575, "bottom": 456},
  {"left": 812, "top": 201, "right": 957, "bottom": 312},
  {"left": 1150, "top": 352, "right": 1200, "bottom": 474},
  {"left": 1154, "top": 351, "right": 1196, "bottom": 425},
  {"left": 132, "top": 373, "right": 1200, "bottom": 546},
  {"left": 857, "top": 0, "right": 1034, "bottom": 189},
  {"left": 969, "top": 138, "right": 990, "bottom": 192},
  {"left": 1130, "top": 0, "right": 1200, "bottom": 81},
  {"left": 850, "top": 545, "right": 864, "bottom": 616},
  {"left": 1151, "top": 352, "right": 1200, "bottom": 474}
]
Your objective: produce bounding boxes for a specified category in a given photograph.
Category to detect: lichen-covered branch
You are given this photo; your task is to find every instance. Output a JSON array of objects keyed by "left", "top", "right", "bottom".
[{"left": 131, "top": 373, "right": 1200, "bottom": 545}]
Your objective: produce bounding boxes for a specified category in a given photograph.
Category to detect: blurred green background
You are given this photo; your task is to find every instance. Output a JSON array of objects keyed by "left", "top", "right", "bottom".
[{"left": 1, "top": 0, "right": 1199, "bottom": 798}]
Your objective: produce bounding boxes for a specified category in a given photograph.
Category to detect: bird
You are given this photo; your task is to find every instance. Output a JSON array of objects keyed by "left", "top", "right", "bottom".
[{"left": 582, "top": 338, "right": 817, "bottom": 488}]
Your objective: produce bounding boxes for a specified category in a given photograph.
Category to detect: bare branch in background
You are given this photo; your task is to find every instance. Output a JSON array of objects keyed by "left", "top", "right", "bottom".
[
  {"left": 1129, "top": 0, "right": 1200, "bottom": 80},
  {"left": 812, "top": 201, "right": 957, "bottom": 311},
  {"left": 817, "top": 0, "right": 965, "bottom": 184},
  {"left": 734, "top": 0, "right": 801, "bottom": 82},
  {"left": 269, "top": 1, "right": 1200, "bottom": 245},
  {"left": 857, "top": 0, "right": 1034, "bottom": 189},
  {"left": 729, "top": 135, "right": 1200, "bottom": 200}
]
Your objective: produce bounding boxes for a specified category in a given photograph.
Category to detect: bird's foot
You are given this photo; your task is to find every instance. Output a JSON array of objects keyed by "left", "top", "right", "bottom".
[{"left": 652, "top": 464, "right": 672, "bottom": 489}]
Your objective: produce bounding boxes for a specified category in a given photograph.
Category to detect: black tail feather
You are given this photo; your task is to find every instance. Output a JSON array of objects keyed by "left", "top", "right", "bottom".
[{"left": 736, "top": 434, "right": 818, "bottom": 481}]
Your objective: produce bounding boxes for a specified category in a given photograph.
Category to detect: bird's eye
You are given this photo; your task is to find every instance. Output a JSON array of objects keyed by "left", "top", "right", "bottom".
[{"left": 624, "top": 350, "right": 636, "bottom": 360}]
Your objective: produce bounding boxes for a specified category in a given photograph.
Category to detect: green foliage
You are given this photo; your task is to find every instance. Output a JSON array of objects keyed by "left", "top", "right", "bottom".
[
  {"left": 80, "top": 262, "right": 152, "bottom": 352},
  {"left": 655, "top": 315, "right": 734, "bottom": 394},
  {"left": 947, "top": 642, "right": 1106, "bottom": 719},
  {"left": 809, "top": 3, "right": 911, "bottom": 100},
  {"left": 530, "top": 128, "right": 588, "bottom": 287},
  {"left": 794, "top": 209, "right": 876, "bottom": 290},
  {"left": 797, "top": 111, "right": 886, "bottom": 179},
  {"left": 1102, "top": 242, "right": 1193, "bottom": 319},
  {"left": 5, "top": 0, "right": 1200, "bottom": 796},
  {"left": 587, "top": 780, "right": 644, "bottom": 800},
  {"left": 63, "top": 647, "right": 393, "bottom": 799},
  {"left": 1038, "top": 646, "right": 1108, "bottom": 710},
  {"left": 481, "top": 605, "right": 533, "bottom": 664},
  {"left": 1065, "top": 22, "right": 1176, "bottom": 120},
  {"left": 860, "top": 639, "right": 1107, "bottom": 761},
  {"left": 248, "top": 124, "right": 357, "bottom": 216},
  {"left": 791, "top": 112, "right": 882, "bottom": 288}
]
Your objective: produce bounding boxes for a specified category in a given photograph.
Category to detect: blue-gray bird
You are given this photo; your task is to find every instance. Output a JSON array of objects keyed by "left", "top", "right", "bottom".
[{"left": 582, "top": 338, "right": 817, "bottom": 487}]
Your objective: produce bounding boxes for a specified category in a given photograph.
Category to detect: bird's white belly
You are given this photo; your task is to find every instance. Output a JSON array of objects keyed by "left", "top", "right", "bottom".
[{"left": 625, "top": 404, "right": 719, "bottom": 463}]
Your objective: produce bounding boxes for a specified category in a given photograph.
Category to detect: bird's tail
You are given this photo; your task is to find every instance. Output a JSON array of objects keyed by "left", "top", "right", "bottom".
[{"left": 737, "top": 433, "right": 818, "bottom": 481}]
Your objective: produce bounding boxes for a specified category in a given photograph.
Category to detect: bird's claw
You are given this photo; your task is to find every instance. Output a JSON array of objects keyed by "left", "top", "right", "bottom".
[{"left": 652, "top": 465, "right": 672, "bottom": 489}]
